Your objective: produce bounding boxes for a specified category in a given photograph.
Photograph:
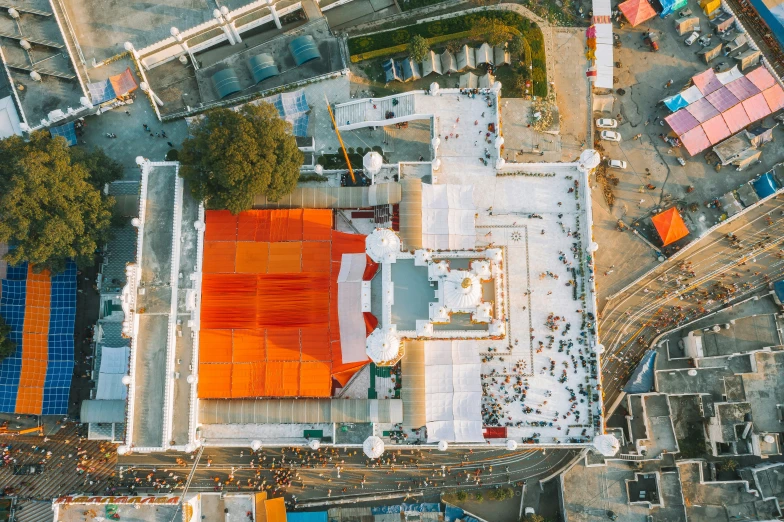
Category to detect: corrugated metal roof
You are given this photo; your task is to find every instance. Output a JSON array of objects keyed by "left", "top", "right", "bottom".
[
  {"left": 398, "top": 178, "right": 422, "bottom": 251},
  {"left": 252, "top": 183, "right": 401, "bottom": 209},
  {"left": 401, "top": 341, "right": 425, "bottom": 429},
  {"left": 198, "top": 399, "right": 402, "bottom": 424}
]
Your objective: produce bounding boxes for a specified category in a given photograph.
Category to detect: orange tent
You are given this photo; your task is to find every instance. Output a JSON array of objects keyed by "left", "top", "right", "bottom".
[
  {"left": 652, "top": 207, "right": 689, "bottom": 246},
  {"left": 618, "top": 0, "right": 656, "bottom": 26}
]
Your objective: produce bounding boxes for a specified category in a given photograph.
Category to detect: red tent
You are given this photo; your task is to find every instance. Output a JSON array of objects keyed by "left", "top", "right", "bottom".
[
  {"left": 619, "top": 0, "right": 657, "bottom": 26},
  {"left": 652, "top": 207, "right": 689, "bottom": 246}
]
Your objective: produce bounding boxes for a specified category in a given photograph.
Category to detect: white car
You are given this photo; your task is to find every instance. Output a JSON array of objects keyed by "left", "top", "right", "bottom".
[
  {"left": 596, "top": 118, "right": 618, "bottom": 129},
  {"left": 601, "top": 130, "right": 622, "bottom": 142},
  {"left": 685, "top": 32, "right": 699, "bottom": 46},
  {"left": 608, "top": 159, "right": 627, "bottom": 169}
]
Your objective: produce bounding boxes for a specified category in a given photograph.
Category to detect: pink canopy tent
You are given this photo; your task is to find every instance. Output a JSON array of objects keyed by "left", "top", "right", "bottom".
[
  {"left": 618, "top": 0, "right": 657, "bottom": 26},
  {"left": 701, "top": 115, "right": 731, "bottom": 145},
  {"left": 680, "top": 126, "right": 712, "bottom": 156}
]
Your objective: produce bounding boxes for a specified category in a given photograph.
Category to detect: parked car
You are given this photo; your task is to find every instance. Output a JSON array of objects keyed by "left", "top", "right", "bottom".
[
  {"left": 601, "top": 130, "right": 622, "bottom": 142},
  {"left": 698, "top": 35, "right": 712, "bottom": 46},
  {"left": 685, "top": 32, "right": 700, "bottom": 46},
  {"left": 596, "top": 118, "right": 618, "bottom": 128},
  {"left": 608, "top": 159, "right": 627, "bottom": 169}
]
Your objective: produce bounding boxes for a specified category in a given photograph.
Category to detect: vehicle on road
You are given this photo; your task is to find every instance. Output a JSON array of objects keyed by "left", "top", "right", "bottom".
[
  {"left": 601, "top": 130, "right": 622, "bottom": 142},
  {"left": 643, "top": 32, "right": 659, "bottom": 51},
  {"left": 679, "top": 7, "right": 692, "bottom": 16},
  {"left": 608, "top": 159, "right": 627, "bottom": 169},
  {"left": 596, "top": 118, "right": 618, "bottom": 128},
  {"left": 698, "top": 35, "right": 712, "bottom": 46},
  {"left": 677, "top": 157, "right": 686, "bottom": 166},
  {"left": 525, "top": 508, "right": 536, "bottom": 515},
  {"left": 685, "top": 32, "right": 700, "bottom": 46}
]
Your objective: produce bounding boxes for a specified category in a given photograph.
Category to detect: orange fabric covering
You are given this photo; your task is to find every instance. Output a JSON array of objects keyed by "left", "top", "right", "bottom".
[
  {"left": 203, "top": 241, "right": 236, "bottom": 273},
  {"left": 363, "top": 312, "right": 379, "bottom": 335},
  {"left": 16, "top": 267, "right": 51, "bottom": 414},
  {"left": 200, "top": 209, "right": 370, "bottom": 398},
  {"left": 652, "top": 207, "right": 690, "bottom": 246}
]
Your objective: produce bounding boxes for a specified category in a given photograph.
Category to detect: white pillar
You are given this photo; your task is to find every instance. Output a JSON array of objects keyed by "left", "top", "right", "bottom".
[
  {"left": 213, "top": 10, "right": 236, "bottom": 45},
  {"left": 171, "top": 27, "right": 199, "bottom": 71},
  {"left": 220, "top": 6, "right": 242, "bottom": 43},
  {"left": 267, "top": 0, "right": 282, "bottom": 29},
  {"left": 140, "top": 82, "right": 164, "bottom": 107}
]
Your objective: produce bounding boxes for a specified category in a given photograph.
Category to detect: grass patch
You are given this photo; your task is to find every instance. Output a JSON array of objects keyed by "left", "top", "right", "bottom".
[{"left": 349, "top": 12, "right": 547, "bottom": 97}]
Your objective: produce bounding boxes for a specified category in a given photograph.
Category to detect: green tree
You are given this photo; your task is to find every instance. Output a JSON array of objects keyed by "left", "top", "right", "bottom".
[
  {"left": 408, "top": 35, "right": 430, "bottom": 62},
  {"left": 70, "top": 146, "right": 124, "bottom": 189},
  {"left": 0, "top": 132, "right": 115, "bottom": 272},
  {"left": 508, "top": 34, "right": 526, "bottom": 58},
  {"left": 0, "top": 316, "right": 15, "bottom": 362},
  {"left": 179, "top": 104, "right": 303, "bottom": 214},
  {"left": 473, "top": 491, "right": 484, "bottom": 503},
  {"left": 489, "top": 487, "right": 514, "bottom": 501},
  {"left": 521, "top": 515, "right": 549, "bottom": 522},
  {"left": 456, "top": 490, "right": 468, "bottom": 502},
  {"left": 470, "top": 17, "right": 520, "bottom": 47}
]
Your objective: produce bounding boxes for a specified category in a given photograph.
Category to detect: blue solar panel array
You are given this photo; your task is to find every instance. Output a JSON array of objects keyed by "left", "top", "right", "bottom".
[
  {"left": 43, "top": 261, "right": 76, "bottom": 414},
  {"left": 0, "top": 261, "right": 76, "bottom": 414},
  {"left": 50, "top": 122, "right": 77, "bottom": 147}
]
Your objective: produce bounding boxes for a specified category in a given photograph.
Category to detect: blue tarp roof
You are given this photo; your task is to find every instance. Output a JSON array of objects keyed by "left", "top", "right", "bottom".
[
  {"left": 289, "top": 35, "right": 321, "bottom": 66},
  {"left": 623, "top": 350, "right": 657, "bottom": 393},
  {"left": 286, "top": 512, "right": 328, "bottom": 522},
  {"left": 748, "top": 0, "right": 784, "bottom": 48},
  {"left": 753, "top": 172, "right": 780, "bottom": 199},
  {"left": 660, "top": 0, "right": 688, "bottom": 17},
  {"left": 774, "top": 280, "right": 784, "bottom": 303},
  {"left": 664, "top": 93, "right": 690, "bottom": 112},
  {"left": 211, "top": 68, "right": 241, "bottom": 99},
  {"left": 50, "top": 121, "right": 77, "bottom": 146},
  {"left": 382, "top": 59, "right": 399, "bottom": 82}
]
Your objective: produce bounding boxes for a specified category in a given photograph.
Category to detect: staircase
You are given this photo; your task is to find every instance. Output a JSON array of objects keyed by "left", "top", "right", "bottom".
[{"left": 334, "top": 93, "right": 418, "bottom": 130}]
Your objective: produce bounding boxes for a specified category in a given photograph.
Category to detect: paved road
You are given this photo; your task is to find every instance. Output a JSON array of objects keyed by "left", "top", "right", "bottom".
[
  {"left": 599, "top": 195, "right": 784, "bottom": 413},
  {"left": 116, "top": 446, "right": 579, "bottom": 502}
]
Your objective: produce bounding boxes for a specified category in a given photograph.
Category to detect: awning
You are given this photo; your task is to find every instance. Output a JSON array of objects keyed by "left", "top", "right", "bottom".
[
  {"left": 619, "top": 0, "right": 657, "bottom": 26},
  {"left": 80, "top": 399, "right": 126, "bottom": 423},
  {"left": 651, "top": 207, "right": 689, "bottom": 246},
  {"left": 623, "top": 350, "right": 656, "bottom": 393},
  {"left": 198, "top": 398, "right": 403, "bottom": 424},
  {"left": 253, "top": 183, "right": 401, "bottom": 209}
]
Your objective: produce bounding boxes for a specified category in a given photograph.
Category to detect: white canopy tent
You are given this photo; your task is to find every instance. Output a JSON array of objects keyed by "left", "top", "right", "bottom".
[
  {"left": 337, "top": 253, "right": 368, "bottom": 363},
  {"left": 424, "top": 341, "right": 484, "bottom": 442},
  {"left": 95, "top": 346, "right": 130, "bottom": 400},
  {"left": 363, "top": 435, "right": 385, "bottom": 458},
  {"left": 421, "top": 184, "right": 476, "bottom": 250}
]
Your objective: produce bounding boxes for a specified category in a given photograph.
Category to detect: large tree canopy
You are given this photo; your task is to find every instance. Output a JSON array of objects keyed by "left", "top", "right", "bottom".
[
  {"left": 0, "top": 316, "right": 15, "bottom": 363},
  {"left": 179, "top": 104, "right": 304, "bottom": 214},
  {"left": 0, "top": 132, "right": 116, "bottom": 273},
  {"left": 470, "top": 17, "right": 521, "bottom": 47}
]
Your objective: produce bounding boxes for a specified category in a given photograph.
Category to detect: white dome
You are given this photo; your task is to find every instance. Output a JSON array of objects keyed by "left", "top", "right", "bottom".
[
  {"left": 687, "top": 369, "right": 698, "bottom": 376},
  {"left": 117, "top": 445, "right": 130, "bottom": 455},
  {"left": 314, "top": 164, "right": 324, "bottom": 175},
  {"left": 764, "top": 435, "right": 776, "bottom": 444},
  {"left": 587, "top": 241, "right": 599, "bottom": 253},
  {"left": 367, "top": 228, "right": 400, "bottom": 263},
  {"left": 251, "top": 440, "right": 262, "bottom": 451},
  {"left": 506, "top": 439, "right": 518, "bottom": 451},
  {"left": 444, "top": 271, "right": 482, "bottom": 309},
  {"left": 432, "top": 158, "right": 441, "bottom": 171},
  {"left": 593, "top": 434, "right": 620, "bottom": 457},
  {"left": 578, "top": 149, "right": 601, "bottom": 172},
  {"left": 308, "top": 439, "right": 321, "bottom": 450},
  {"left": 438, "top": 440, "right": 449, "bottom": 451},
  {"left": 366, "top": 327, "right": 400, "bottom": 363},
  {"left": 363, "top": 435, "right": 385, "bottom": 459},
  {"left": 121, "top": 375, "right": 132, "bottom": 385},
  {"left": 495, "top": 157, "right": 506, "bottom": 169},
  {"left": 363, "top": 151, "right": 383, "bottom": 175},
  {"left": 431, "top": 137, "right": 440, "bottom": 150}
]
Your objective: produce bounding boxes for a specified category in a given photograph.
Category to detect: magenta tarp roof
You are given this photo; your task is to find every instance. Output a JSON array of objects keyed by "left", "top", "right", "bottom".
[
  {"left": 686, "top": 98, "right": 720, "bottom": 123},
  {"left": 763, "top": 84, "right": 784, "bottom": 112},
  {"left": 692, "top": 69, "right": 723, "bottom": 95},
  {"left": 702, "top": 115, "right": 731, "bottom": 145},
  {"left": 665, "top": 109, "right": 700, "bottom": 135},
  {"left": 742, "top": 92, "right": 772, "bottom": 122},
  {"left": 722, "top": 103, "right": 751, "bottom": 134},
  {"left": 724, "top": 76, "right": 761, "bottom": 102},
  {"left": 705, "top": 86, "right": 740, "bottom": 112},
  {"left": 681, "top": 126, "right": 712, "bottom": 155},
  {"left": 746, "top": 67, "right": 776, "bottom": 91}
]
